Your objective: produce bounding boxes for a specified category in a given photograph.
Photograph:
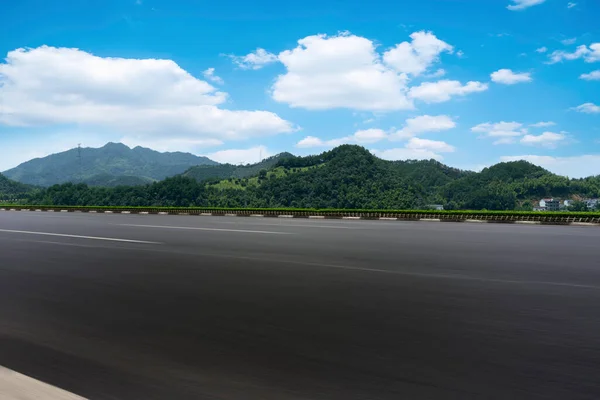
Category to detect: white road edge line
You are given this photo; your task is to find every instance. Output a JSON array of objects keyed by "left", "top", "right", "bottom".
[
  {"left": 0, "top": 366, "right": 87, "bottom": 399},
  {"left": 0, "top": 229, "right": 161, "bottom": 244},
  {"left": 119, "top": 224, "right": 293, "bottom": 235}
]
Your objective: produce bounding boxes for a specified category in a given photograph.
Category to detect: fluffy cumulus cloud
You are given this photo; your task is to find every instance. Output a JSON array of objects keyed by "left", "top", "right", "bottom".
[
  {"left": 547, "top": 44, "right": 600, "bottom": 64},
  {"left": 405, "top": 137, "right": 455, "bottom": 153},
  {"left": 490, "top": 69, "right": 532, "bottom": 84},
  {"left": 408, "top": 80, "right": 488, "bottom": 103},
  {"left": 580, "top": 70, "right": 600, "bottom": 80},
  {"left": 561, "top": 38, "right": 577, "bottom": 45},
  {"left": 375, "top": 137, "right": 455, "bottom": 162},
  {"left": 296, "top": 128, "right": 388, "bottom": 148},
  {"left": 272, "top": 32, "right": 413, "bottom": 111},
  {"left": 571, "top": 103, "right": 600, "bottom": 113},
  {"left": 530, "top": 121, "right": 556, "bottom": 127},
  {"left": 392, "top": 115, "right": 456, "bottom": 139},
  {"left": 507, "top": 0, "right": 546, "bottom": 11},
  {"left": 229, "top": 48, "right": 278, "bottom": 70},
  {"left": 267, "top": 30, "right": 476, "bottom": 111},
  {"left": 382, "top": 31, "right": 453, "bottom": 76},
  {"left": 202, "top": 67, "right": 224, "bottom": 84},
  {"left": 0, "top": 46, "right": 295, "bottom": 147},
  {"left": 204, "top": 146, "right": 272, "bottom": 165},
  {"left": 536, "top": 46, "right": 548, "bottom": 53},
  {"left": 500, "top": 155, "right": 600, "bottom": 178},
  {"left": 472, "top": 121, "right": 528, "bottom": 144},
  {"left": 520, "top": 132, "right": 566, "bottom": 148}
]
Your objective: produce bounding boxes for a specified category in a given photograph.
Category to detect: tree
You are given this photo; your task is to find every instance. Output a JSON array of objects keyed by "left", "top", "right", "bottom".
[{"left": 568, "top": 201, "right": 588, "bottom": 212}]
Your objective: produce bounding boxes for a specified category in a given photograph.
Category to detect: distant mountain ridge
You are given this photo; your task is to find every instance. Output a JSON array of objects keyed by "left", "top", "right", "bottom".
[{"left": 3, "top": 142, "right": 217, "bottom": 187}]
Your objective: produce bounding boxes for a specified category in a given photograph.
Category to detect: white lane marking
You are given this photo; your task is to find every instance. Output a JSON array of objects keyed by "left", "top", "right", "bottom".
[
  {"left": 515, "top": 221, "right": 541, "bottom": 225},
  {"left": 465, "top": 219, "right": 487, "bottom": 223},
  {"left": 0, "top": 366, "right": 86, "bottom": 399},
  {"left": 0, "top": 229, "right": 161, "bottom": 244},
  {"left": 215, "top": 221, "right": 357, "bottom": 229},
  {"left": 420, "top": 218, "right": 442, "bottom": 222},
  {"left": 119, "top": 224, "right": 293, "bottom": 235}
]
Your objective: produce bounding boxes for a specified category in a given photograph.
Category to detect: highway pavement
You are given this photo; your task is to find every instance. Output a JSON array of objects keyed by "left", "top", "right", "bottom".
[{"left": 1, "top": 211, "right": 600, "bottom": 399}]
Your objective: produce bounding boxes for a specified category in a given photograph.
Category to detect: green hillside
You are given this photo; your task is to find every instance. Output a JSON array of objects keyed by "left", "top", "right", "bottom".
[
  {"left": 0, "top": 173, "right": 34, "bottom": 200},
  {"left": 182, "top": 152, "right": 294, "bottom": 182},
  {"left": 21, "top": 145, "right": 600, "bottom": 210},
  {"left": 3, "top": 142, "right": 217, "bottom": 187}
]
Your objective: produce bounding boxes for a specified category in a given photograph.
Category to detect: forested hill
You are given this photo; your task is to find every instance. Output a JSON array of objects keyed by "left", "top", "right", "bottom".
[
  {"left": 0, "top": 173, "right": 33, "bottom": 200},
  {"left": 21, "top": 145, "right": 600, "bottom": 210},
  {"left": 3, "top": 142, "right": 217, "bottom": 187},
  {"left": 182, "top": 152, "right": 294, "bottom": 182}
]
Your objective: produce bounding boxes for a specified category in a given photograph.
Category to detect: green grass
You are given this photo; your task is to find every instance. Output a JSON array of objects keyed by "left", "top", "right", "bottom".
[{"left": 207, "top": 165, "right": 320, "bottom": 191}]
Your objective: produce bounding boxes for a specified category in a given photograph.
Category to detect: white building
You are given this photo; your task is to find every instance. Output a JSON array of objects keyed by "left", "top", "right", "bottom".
[{"left": 539, "top": 199, "right": 560, "bottom": 211}]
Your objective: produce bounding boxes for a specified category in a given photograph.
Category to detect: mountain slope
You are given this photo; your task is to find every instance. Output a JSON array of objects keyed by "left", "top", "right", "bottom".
[
  {"left": 182, "top": 152, "right": 294, "bottom": 182},
  {"left": 3, "top": 143, "right": 217, "bottom": 186},
  {"left": 0, "top": 173, "right": 33, "bottom": 200}
]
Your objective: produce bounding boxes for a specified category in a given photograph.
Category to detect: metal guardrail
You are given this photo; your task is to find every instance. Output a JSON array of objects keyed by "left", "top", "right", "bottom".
[{"left": 1, "top": 206, "right": 599, "bottom": 225}]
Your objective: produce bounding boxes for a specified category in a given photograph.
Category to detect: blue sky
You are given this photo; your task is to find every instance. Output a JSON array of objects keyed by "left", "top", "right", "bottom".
[{"left": 1, "top": 0, "right": 599, "bottom": 177}]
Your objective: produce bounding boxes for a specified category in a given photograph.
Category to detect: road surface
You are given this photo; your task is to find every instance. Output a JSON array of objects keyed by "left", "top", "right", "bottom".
[{"left": 1, "top": 211, "right": 600, "bottom": 399}]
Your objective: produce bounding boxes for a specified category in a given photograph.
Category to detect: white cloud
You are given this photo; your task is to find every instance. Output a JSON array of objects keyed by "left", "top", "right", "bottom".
[
  {"left": 272, "top": 32, "right": 413, "bottom": 111},
  {"left": 382, "top": 31, "right": 453, "bottom": 76},
  {"left": 490, "top": 69, "right": 532, "bottom": 84},
  {"left": 204, "top": 146, "right": 272, "bottom": 165},
  {"left": 392, "top": 115, "right": 456, "bottom": 139},
  {"left": 375, "top": 148, "right": 444, "bottom": 161},
  {"left": 425, "top": 68, "right": 446, "bottom": 78},
  {"left": 353, "top": 128, "right": 388, "bottom": 143},
  {"left": 571, "top": 103, "right": 600, "bottom": 113},
  {"left": 535, "top": 46, "right": 548, "bottom": 53},
  {"left": 202, "top": 67, "right": 224, "bottom": 84},
  {"left": 405, "top": 137, "right": 455, "bottom": 153},
  {"left": 530, "top": 121, "right": 556, "bottom": 127},
  {"left": 229, "top": 48, "right": 278, "bottom": 70},
  {"left": 0, "top": 46, "right": 295, "bottom": 148},
  {"left": 408, "top": 80, "right": 488, "bottom": 103},
  {"left": 456, "top": 50, "right": 465, "bottom": 58},
  {"left": 500, "top": 155, "right": 600, "bottom": 178},
  {"left": 520, "top": 131, "right": 566, "bottom": 148},
  {"left": 580, "top": 70, "right": 600, "bottom": 80},
  {"left": 472, "top": 121, "right": 527, "bottom": 140},
  {"left": 567, "top": 2, "right": 577, "bottom": 8},
  {"left": 507, "top": 0, "right": 546, "bottom": 11},
  {"left": 296, "top": 136, "right": 327, "bottom": 148},
  {"left": 547, "top": 44, "right": 600, "bottom": 64},
  {"left": 561, "top": 38, "right": 577, "bottom": 45},
  {"left": 120, "top": 137, "right": 224, "bottom": 152},
  {"left": 296, "top": 128, "right": 388, "bottom": 148}
]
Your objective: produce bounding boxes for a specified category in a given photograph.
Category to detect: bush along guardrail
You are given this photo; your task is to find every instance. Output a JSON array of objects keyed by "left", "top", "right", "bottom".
[{"left": 1, "top": 205, "right": 599, "bottom": 225}]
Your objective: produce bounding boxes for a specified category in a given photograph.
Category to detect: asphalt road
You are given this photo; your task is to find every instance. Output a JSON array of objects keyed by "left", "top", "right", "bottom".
[{"left": 1, "top": 211, "right": 600, "bottom": 399}]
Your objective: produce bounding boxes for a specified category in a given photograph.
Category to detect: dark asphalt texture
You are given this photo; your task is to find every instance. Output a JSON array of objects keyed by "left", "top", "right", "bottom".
[{"left": 1, "top": 211, "right": 600, "bottom": 399}]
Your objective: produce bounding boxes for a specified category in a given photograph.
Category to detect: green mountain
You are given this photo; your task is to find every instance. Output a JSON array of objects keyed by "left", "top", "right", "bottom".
[
  {"left": 22, "top": 145, "right": 600, "bottom": 210},
  {"left": 0, "top": 173, "right": 34, "bottom": 200},
  {"left": 3, "top": 142, "right": 217, "bottom": 187},
  {"left": 182, "top": 152, "right": 294, "bottom": 182}
]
